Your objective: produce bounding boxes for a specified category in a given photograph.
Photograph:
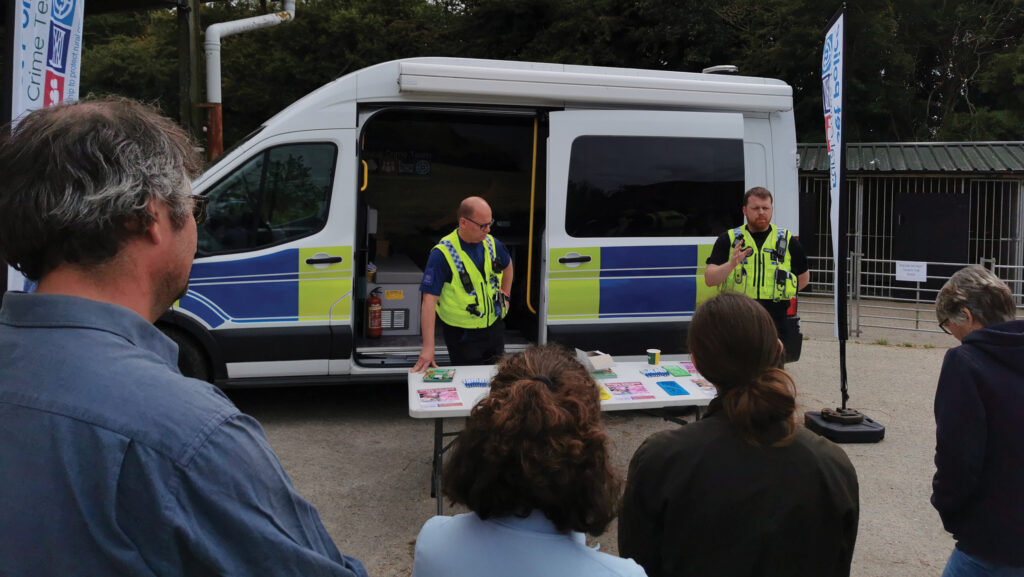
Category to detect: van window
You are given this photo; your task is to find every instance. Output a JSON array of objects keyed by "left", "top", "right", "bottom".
[
  {"left": 198, "top": 143, "right": 337, "bottom": 255},
  {"left": 564, "top": 136, "right": 744, "bottom": 238}
]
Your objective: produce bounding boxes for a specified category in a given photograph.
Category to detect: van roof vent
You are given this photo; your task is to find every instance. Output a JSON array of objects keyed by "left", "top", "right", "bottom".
[{"left": 702, "top": 65, "right": 739, "bottom": 75}]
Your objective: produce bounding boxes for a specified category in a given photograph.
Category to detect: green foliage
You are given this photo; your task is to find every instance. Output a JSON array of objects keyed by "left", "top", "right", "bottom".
[
  {"left": 81, "top": 11, "right": 181, "bottom": 118},
  {"left": 78, "top": 0, "right": 1024, "bottom": 149}
]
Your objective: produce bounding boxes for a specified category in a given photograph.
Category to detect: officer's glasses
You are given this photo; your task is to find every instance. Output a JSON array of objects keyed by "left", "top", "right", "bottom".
[
  {"left": 190, "top": 194, "right": 209, "bottom": 225},
  {"left": 464, "top": 216, "right": 494, "bottom": 231}
]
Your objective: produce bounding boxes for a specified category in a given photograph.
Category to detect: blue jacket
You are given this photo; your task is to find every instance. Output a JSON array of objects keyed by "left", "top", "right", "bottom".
[
  {"left": 0, "top": 292, "right": 368, "bottom": 577},
  {"left": 933, "top": 319, "right": 1024, "bottom": 567}
]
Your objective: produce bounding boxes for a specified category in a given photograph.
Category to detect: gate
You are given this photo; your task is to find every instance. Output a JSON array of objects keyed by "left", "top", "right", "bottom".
[{"left": 799, "top": 175, "right": 1024, "bottom": 335}]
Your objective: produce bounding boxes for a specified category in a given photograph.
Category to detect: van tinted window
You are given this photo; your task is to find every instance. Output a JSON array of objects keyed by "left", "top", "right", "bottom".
[
  {"left": 564, "top": 136, "right": 744, "bottom": 238},
  {"left": 198, "top": 143, "right": 337, "bottom": 255}
]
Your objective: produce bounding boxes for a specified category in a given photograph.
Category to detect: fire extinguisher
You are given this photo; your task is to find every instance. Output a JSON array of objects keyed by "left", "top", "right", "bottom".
[{"left": 367, "top": 288, "right": 382, "bottom": 338}]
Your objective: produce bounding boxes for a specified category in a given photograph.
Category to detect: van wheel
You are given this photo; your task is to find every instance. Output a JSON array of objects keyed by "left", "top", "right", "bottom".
[{"left": 160, "top": 326, "right": 212, "bottom": 383}]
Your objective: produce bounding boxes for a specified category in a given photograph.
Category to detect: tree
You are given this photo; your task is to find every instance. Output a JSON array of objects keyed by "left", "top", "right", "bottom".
[
  {"left": 204, "top": 0, "right": 450, "bottom": 144},
  {"left": 78, "top": 0, "right": 1024, "bottom": 146},
  {"left": 81, "top": 11, "right": 181, "bottom": 119}
]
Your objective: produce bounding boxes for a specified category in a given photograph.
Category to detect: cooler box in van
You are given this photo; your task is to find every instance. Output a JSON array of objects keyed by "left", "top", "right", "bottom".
[{"left": 368, "top": 254, "right": 422, "bottom": 336}]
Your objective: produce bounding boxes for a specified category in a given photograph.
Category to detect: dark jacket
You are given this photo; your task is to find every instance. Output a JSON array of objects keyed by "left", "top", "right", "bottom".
[
  {"left": 618, "top": 404, "right": 859, "bottom": 577},
  {"left": 932, "top": 319, "right": 1024, "bottom": 567}
]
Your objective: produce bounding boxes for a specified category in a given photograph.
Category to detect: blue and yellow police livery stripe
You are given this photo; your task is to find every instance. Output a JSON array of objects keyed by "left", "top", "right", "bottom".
[
  {"left": 548, "top": 244, "right": 717, "bottom": 321},
  {"left": 176, "top": 246, "right": 353, "bottom": 329}
]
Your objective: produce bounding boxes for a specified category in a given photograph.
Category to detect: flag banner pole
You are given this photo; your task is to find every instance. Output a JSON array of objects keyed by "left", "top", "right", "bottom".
[
  {"left": 805, "top": 3, "right": 885, "bottom": 443},
  {"left": 7, "top": 0, "right": 85, "bottom": 292}
]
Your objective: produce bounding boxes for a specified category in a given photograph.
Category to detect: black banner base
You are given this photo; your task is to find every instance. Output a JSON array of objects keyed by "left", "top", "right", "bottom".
[{"left": 804, "top": 411, "right": 885, "bottom": 444}]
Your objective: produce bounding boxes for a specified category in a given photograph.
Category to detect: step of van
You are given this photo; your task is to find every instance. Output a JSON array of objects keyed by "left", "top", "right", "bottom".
[{"left": 354, "top": 331, "right": 531, "bottom": 368}]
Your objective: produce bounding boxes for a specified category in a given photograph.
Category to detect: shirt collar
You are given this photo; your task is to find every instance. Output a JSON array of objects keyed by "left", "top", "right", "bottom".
[
  {"left": 0, "top": 292, "right": 178, "bottom": 365},
  {"left": 487, "top": 510, "right": 586, "bottom": 543}
]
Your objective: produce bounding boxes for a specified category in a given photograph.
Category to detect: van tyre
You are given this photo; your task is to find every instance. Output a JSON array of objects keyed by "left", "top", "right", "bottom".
[{"left": 160, "top": 326, "right": 212, "bottom": 383}]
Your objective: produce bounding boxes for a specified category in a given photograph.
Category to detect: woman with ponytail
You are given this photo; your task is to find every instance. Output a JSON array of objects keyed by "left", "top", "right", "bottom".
[
  {"left": 412, "top": 344, "right": 646, "bottom": 577},
  {"left": 618, "top": 293, "right": 859, "bottom": 577}
]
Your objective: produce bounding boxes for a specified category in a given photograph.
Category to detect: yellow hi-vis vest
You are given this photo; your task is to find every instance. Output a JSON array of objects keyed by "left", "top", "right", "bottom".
[
  {"left": 434, "top": 229, "right": 504, "bottom": 329},
  {"left": 722, "top": 224, "right": 798, "bottom": 302}
]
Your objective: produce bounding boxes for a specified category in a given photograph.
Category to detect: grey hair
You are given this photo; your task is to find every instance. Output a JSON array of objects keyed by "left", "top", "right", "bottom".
[
  {"left": 935, "top": 265, "right": 1017, "bottom": 327},
  {"left": 0, "top": 97, "right": 201, "bottom": 280}
]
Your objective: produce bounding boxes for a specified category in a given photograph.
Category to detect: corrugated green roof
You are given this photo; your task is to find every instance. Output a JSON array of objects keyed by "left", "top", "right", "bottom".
[{"left": 798, "top": 142, "right": 1024, "bottom": 174}]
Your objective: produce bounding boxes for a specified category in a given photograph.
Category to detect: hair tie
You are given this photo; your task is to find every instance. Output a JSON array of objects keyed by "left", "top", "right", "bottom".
[{"left": 533, "top": 375, "right": 553, "bottom": 388}]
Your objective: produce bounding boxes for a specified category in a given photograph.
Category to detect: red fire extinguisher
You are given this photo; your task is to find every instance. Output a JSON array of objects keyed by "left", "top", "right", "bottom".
[{"left": 367, "top": 288, "right": 382, "bottom": 338}]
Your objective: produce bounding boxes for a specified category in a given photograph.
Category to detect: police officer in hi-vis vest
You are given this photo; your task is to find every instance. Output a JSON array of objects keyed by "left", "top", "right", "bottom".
[
  {"left": 704, "top": 187, "right": 809, "bottom": 345},
  {"left": 412, "top": 196, "right": 513, "bottom": 372}
]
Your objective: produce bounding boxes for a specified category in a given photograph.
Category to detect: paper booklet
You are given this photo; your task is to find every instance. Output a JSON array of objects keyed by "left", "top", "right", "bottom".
[
  {"left": 656, "top": 380, "right": 690, "bottom": 396},
  {"left": 605, "top": 382, "right": 656, "bottom": 401},
  {"left": 423, "top": 368, "right": 455, "bottom": 382},
  {"left": 417, "top": 387, "right": 462, "bottom": 408}
]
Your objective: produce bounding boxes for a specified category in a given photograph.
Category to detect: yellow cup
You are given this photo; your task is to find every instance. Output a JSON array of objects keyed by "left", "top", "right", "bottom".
[{"left": 646, "top": 349, "right": 661, "bottom": 365}]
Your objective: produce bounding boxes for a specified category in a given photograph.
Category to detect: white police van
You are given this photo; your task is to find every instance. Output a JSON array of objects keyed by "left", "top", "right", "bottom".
[{"left": 159, "top": 57, "right": 802, "bottom": 386}]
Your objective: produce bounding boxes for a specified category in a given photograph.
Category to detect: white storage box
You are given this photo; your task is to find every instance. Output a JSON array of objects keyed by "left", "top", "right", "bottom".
[{"left": 576, "top": 348, "right": 615, "bottom": 371}]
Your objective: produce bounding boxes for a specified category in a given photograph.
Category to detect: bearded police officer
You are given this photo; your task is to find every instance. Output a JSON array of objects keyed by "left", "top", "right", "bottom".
[
  {"left": 704, "top": 187, "right": 809, "bottom": 346},
  {"left": 412, "top": 196, "right": 513, "bottom": 371}
]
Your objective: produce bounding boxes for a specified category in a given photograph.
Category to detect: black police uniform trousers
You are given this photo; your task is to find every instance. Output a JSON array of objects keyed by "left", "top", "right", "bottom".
[{"left": 440, "top": 318, "right": 505, "bottom": 366}]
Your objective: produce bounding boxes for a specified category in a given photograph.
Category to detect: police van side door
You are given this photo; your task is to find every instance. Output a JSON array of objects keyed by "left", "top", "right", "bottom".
[
  {"left": 543, "top": 110, "right": 745, "bottom": 358},
  {"left": 180, "top": 133, "right": 355, "bottom": 381}
]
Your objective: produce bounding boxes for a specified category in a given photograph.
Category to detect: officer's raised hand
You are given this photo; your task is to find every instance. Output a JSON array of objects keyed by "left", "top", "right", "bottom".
[{"left": 730, "top": 242, "right": 753, "bottom": 268}]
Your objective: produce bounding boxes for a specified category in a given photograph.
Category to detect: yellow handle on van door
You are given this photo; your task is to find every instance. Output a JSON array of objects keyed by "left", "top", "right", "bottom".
[{"left": 360, "top": 160, "right": 368, "bottom": 192}]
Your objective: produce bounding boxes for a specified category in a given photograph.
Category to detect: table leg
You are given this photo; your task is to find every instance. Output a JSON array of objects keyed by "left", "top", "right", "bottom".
[
  {"left": 428, "top": 418, "right": 465, "bottom": 515},
  {"left": 431, "top": 419, "right": 443, "bottom": 514}
]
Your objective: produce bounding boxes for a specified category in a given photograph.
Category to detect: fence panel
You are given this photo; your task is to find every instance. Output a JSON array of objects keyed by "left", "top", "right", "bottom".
[{"left": 800, "top": 175, "right": 1024, "bottom": 335}]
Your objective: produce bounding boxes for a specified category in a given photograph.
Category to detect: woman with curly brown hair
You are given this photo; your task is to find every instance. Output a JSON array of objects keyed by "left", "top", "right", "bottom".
[
  {"left": 618, "top": 292, "right": 859, "bottom": 577},
  {"left": 412, "top": 344, "right": 646, "bottom": 577}
]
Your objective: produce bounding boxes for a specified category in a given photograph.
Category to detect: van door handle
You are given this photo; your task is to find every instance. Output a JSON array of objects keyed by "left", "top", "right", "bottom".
[
  {"left": 306, "top": 256, "right": 343, "bottom": 265},
  {"left": 557, "top": 254, "right": 592, "bottom": 264}
]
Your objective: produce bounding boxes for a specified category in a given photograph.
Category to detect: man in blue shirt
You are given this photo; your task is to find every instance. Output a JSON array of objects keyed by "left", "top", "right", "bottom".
[
  {"left": 0, "top": 99, "right": 368, "bottom": 576},
  {"left": 412, "top": 196, "right": 513, "bottom": 371}
]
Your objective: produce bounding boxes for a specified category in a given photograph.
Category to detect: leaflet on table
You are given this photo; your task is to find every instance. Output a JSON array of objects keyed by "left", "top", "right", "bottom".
[
  {"left": 605, "top": 382, "right": 655, "bottom": 401},
  {"left": 417, "top": 387, "right": 463, "bottom": 408},
  {"left": 664, "top": 365, "right": 690, "bottom": 377},
  {"left": 679, "top": 361, "right": 698, "bottom": 375},
  {"left": 655, "top": 380, "right": 690, "bottom": 396},
  {"left": 691, "top": 377, "right": 717, "bottom": 396},
  {"left": 423, "top": 368, "right": 455, "bottom": 382}
]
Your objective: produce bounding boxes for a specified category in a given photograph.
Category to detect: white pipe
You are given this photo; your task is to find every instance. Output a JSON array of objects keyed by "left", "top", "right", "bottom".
[{"left": 205, "top": 0, "right": 295, "bottom": 104}]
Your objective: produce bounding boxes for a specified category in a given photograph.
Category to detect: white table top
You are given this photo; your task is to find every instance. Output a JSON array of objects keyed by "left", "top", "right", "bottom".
[{"left": 408, "top": 361, "right": 716, "bottom": 418}]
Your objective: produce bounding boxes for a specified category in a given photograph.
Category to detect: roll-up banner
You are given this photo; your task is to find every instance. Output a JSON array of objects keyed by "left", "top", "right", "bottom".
[
  {"left": 7, "top": 0, "right": 84, "bottom": 291},
  {"left": 821, "top": 7, "right": 846, "bottom": 340}
]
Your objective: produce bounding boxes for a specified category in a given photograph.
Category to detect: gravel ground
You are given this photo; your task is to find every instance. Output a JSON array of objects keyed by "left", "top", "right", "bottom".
[{"left": 230, "top": 327, "right": 957, "bottom": 577}]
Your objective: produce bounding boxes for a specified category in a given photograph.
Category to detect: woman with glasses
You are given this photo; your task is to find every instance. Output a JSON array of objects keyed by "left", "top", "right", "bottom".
[
  {"left": 412, "top": 344, "right": 645, "bottom": 577},
  {"left": 618, "top": 292, "right": 859, "bottom": 577},
  {"left": 932, "top": 265, "right": 1024, "bottom": 576}
]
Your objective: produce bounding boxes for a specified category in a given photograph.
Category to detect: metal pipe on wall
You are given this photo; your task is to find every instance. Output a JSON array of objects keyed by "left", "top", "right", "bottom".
[{"left": 203, "top": 0, "right": 295, "bottom": 160}]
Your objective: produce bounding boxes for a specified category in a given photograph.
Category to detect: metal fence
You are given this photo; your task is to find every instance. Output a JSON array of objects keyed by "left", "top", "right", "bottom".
[
  {"left": 802, "top": 256, "right": 1024, "bottom": 336},
  {"left": 800, "top": 174, "right": 1024, "bottom": 335}
]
